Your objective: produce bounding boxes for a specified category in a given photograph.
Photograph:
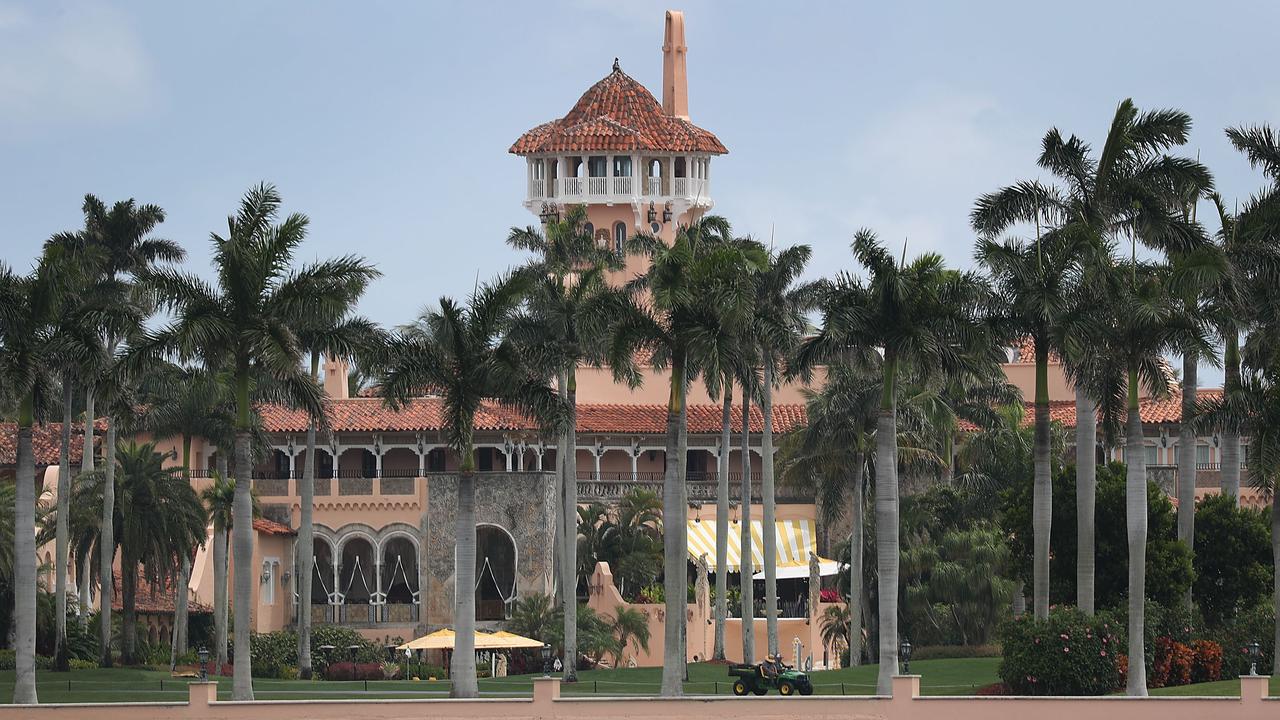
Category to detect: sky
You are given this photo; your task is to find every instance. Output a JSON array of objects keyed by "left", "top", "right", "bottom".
[{"left": 4, "top": 0, "right": 1278, "bottom": 387}]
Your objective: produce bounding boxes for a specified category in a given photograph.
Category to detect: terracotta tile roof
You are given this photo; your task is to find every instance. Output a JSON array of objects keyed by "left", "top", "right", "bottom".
[
  {"left": 111, "top": 570, "right": 211, "bottom": 615},
  {"left": 253, "top": 517, "right": 296, "bottom": 536},
  {"left": 0, "top": 420, "right": 103, "bottom": 467},
  {"left": 510, "top": 64, "right": 727, "bottom": 155},
  {"left": 577, "top": 403, "right": 807, "bottom": 434},
  {"left": 258, "top": 398, "right": 529, "bottom": 434},
  {"left": 956, "top": 390, "right": 1222, "bottom": 431}
]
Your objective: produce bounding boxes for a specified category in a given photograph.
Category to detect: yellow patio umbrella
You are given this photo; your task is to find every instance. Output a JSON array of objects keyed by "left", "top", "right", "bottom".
[
  {"left": 397, "top": 628, "right": 458, "bottom": 651},
  {"left": 475, "top": 630, "right": 544, "bottom": 650}
]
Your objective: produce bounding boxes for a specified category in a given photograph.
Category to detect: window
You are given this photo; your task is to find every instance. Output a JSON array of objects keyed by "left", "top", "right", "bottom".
[
  {"left": 317, "top": 451, "right": 333, "bottom": 479},
  {"left": 583, "top": 222, "right": 594, "bottom": 238},
  {"left": 1144, "top": 445, "right": 1158, "bottom": 466},
  {"left": 361, "top": 449, "right": 377, "bottom": 478},
  {"left": 613, "top": 222, "right": 627, "bottom": 254},
  {"left": 674, "top": 157, "right": 687, "bottom": 178},
  {"left": 273, "top": 450, "right": 290, "bottom": 478},
  {"left": 427, "top": 448, "right": 446, "bottom": 472},
  {"left": 686, "top": 449, "right": 708, "bottom": 475},
  {"left": 650, "top": 221, "right": 661, "bottom": 234},
  {"left": 588, "top": 156, "right": 607, "bottom": 177},
  {"left": 478, "top": 447, "right": 495, "bottom": 472},
  {"left": 613, "top": 155, "right": 632, "bottom": 177},
  {"left": 1196, "top": 443, "right": 1211, "bottom": 465}
]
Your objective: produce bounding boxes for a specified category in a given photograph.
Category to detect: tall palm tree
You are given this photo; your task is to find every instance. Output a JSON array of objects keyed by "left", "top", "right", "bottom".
[
  {"left": 606, "top": 218, "right": 764, "bottom": 694},
  {"left": 199, "top": 473, "right": 259, "bottom": 673},
  {"left": 0, "top": 257, "right": 67, "bottom": 704},
  {"left": 295, "top": 312, "right": 381, "bottom": 680},
  {"left": 747, "top": 244, "right": 816, "bottom": 655},
  {"left": 378, "top": 272, "right": 564, "bottom": 698},
  {"left": 974, "top": 100, "right": 1211, "bottom": 615},
  {"left": 971, "top": 232, "right": 1083, "bottom": 618},
  {"left": 145, "top": 183, "right": 364, "bottom": 699},
  {"left": 796, "top": 231, "right": 995, "bottom": 695},
  {"left": 508, "top": 206, "right": 623, "bottom": 681},
  {"left": 66, "top": 441, "right": 206, "bottom": 664}
]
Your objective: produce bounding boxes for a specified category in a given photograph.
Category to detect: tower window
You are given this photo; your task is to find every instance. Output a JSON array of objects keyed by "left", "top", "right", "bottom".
[
  {"left": 583, "top": 222, "right": 594, "bottom": 238},
  {"left": 613, "top": 156, "right": 632, "bottom": 177},
  {"left": 613, "top": 222, "right": 627, "bottom": 254},
  {"left": 587, "top": 156, "right": 607, "bottom": 177}
]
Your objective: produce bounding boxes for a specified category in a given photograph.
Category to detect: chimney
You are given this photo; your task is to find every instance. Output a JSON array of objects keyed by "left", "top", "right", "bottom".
[
  {"left": 323, "top": 356, "right": 350, "bottom": 400},
  {"left": 661, "top": 10, "right": 689, "bottom": 120}
]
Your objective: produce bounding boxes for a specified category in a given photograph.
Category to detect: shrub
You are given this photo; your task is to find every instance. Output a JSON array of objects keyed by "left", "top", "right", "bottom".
[
  {"left": 380, "top": 661, "right": 400, "bottom": 680},
  {"left": 309, "top": 625, "right": 383, "bottom": 665},
  {"left": 1193, "top": 494, "right": 1273, "bottom": 628},
  {"left": 998, "top": 608, "right": 1121, "bottom": 695},
  {"left": 68, "top": 658, "right": 97, "bottom": 670},
  {"left": 912, "top": 644, "right": 1002, "bottom": 661},
  {"left": 0, "top": 649, "right": 14, "bottom": 670},
  {"left": 1191, "top": 640, "right": 1223, "bottom": 683},
  {"left": 1211, "top": 604, "right": 1274, "bottom": 677},
  {"left": 35, "top": 655, "right": 55, "bottom": 671},
  {"left": 249, "top": 630, "right": 297, "bottom": 679},
  {"left": 1151, "top": 637, "right": 1194, "bottom": 688}
]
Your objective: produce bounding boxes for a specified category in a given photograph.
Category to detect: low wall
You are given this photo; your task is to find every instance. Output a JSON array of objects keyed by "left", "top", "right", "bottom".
[{"left": 1, "top": 676, "right": 1274, "bottom": 720}]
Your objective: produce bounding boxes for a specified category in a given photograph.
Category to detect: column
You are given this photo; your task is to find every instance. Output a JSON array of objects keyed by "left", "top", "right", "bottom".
[
  {"left": 415, "top": 434, "right": 426, "bottom": 476},
  {"left": 504, "top": 437, "right": 514, "bottom": 471},
  {"left": 629, "top": 439, "right": 641, "bottom": 482},
  {"left": 592, "top": 440, "right": 604, "bottom": 478},
  {"left": 517, "top": 441, "right": 526, "bottom": 471}
]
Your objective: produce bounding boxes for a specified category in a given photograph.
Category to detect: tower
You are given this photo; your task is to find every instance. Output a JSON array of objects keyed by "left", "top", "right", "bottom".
[{"left": 510, "top": 10, "right": 727, "bottom": 283}]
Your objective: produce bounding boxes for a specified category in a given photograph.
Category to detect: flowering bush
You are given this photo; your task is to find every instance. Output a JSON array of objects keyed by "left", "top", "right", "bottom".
[
  {"left": 1191, "top": 640, "right": 1223, "bottom": 683},
  {"left": 1151, "top": 637, "right": 1194, "bottom": 688},
  {"left": 998, "top": 608, "right": 1121, "bottom": 695},
  {"left": 819, "top": 588, "right": 841, "bottom": 603}
]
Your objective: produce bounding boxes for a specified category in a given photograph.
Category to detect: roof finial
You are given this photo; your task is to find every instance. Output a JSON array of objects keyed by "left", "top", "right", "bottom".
[{"left": 612, "top": 57, "right": 620, "bottom": 72}]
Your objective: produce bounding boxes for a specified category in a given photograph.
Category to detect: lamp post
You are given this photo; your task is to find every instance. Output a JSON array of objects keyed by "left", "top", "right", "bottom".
[
  {"left": 197, "top": 647, "right": 209, "bottom": 681},
  {"left": 541, "top": 643, "right": 552, "bottom": 677},
  {"left": 1248, "top": 640, "right": 1262, "bottom": 676},
  {"left": 900, "top": 638, "right": 913, "bottom": 675}
]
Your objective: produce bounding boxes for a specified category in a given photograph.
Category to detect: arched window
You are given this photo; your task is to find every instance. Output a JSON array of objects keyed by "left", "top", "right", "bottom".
[
  {"left": 583, "top": 222, "right": 594, "bottom": 238},
  {"left": 613, "top": 222, "right": 627, "bottom": 255},
  {"left": 475, "top": 525, "right": 517, "bottom": 621}
]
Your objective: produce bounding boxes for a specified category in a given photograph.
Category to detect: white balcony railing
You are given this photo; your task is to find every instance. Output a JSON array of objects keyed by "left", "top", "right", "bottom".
[
  {"left": 541, "top": 175, "right": 710, "bottom": 204},
  {"left": 646, "top": 177, "right": 662, "bottom": 196}
]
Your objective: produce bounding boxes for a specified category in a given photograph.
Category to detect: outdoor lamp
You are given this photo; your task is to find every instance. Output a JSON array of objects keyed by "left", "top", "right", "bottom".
[
  {"left": 347, "top": 643, "right": 362, "bottom": 662},
  {"left": 647, "top": 201, "right": 657, "bottom": 223},
  {"left": 539, "top": 202, "right": 559, "bottom": 225},
  {"left": 1249, "top": 640, "right": 1262, "bottom": 675},
  {"left": 900, "top": 638, "right": 913, "bottom": 674},
  {"left": 662, "top": 202, "right": 673, "bottom": 223},
  {"left": 541, "top": 643, "right": 552, "bottom": 676},
  {"left": 197, "top": 647, "right": 209, "bottom": 680}
]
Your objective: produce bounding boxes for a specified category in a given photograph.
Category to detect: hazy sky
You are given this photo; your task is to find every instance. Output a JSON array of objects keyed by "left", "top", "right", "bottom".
[{"left": 4, "top": 1, "right": 1277, "bottom": 387}]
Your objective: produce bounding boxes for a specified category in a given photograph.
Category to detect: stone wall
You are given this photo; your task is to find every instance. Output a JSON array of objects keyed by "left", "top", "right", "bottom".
[{"left": 421, "top": 471, "right": 557, "bottom": 630}]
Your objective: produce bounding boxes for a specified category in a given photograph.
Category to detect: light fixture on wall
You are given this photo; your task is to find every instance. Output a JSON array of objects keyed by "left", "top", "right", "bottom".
[
  {"left": 539, "top": 202, "right": 559, "bottom": 225},
  {"left": 662, "top": 201, "right": 673, "bottom": 224},
  {"left": 260, "top": 560, "right": 272, "bottom": 585},
  {"left": 647, "top": 201, "right": 657, "bottom": 224},
  {"left": 281, "top": 570, "right": 292, "bottom": 587}
]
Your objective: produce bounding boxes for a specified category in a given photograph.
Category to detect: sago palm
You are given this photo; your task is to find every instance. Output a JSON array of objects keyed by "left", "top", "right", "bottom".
[{"left": 378, "top": 272, "right": 564, "bottom": 698}]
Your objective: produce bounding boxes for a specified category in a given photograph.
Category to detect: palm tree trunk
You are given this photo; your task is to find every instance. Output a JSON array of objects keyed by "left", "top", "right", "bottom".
[
  {"left": 82, "top": 384, "right": 95, "bottom": 475},
  {"left": 1221, "top": 333, "right": 1242, "bottom": 504},
  {"left": 875, "top": 354, "right": 900, "bottom": 696},
  {"left": 1032, "top": 340, "right": 1052, "bottom": 620},
  {"left": 76, "top": 549, "right": 90, "bottom": 627},
  {"left": 555, "top": 378, "right": 567, "bottom": 605},
  {"left": 297, "top": 353, "right": 319, "bottom": 679},
  {"left": 848, "top": 450, "right": 864, "bottom": 666},
  {"left": 1271, "top": 485, "right": 1279, "bottom": 673},
  {"left": 231, "top": 412, "right": 256, "bottom": 699},
  {"left": 1075, "top": 384, "right": 1097, "bottom": 615},
  {"left": 660, "top": 356, "right": 686, "bottom": 696},
  {"left": 121, "top": 548, "right": 137, "bottom": 665},
  {"left": 676, "top": 387, "right": 689, "bottom": 682},
  {"left": 172, "top": 435, "right": 193, "bottom": 668},
  {"left": 55, "top": 379, "right": 72, "bottom": 667},
  {"left": 562, "top": 366, "right": 578, "bottom": 683},
  {"left": 761, "top": 359, "right": 779, "bottom": 657},
  {"left": 451, "top": 470, "right": 479, "bottom": 698},
  {"left": 713, "top": 380, "right": 731, "bottom": 661},
  {"left": 214, "top": 451, "right": 229, "bottom": 672},
  {"left": 1177, "top": 355, "right": 1197, "bottom": 613},
  {"left": 213, "top": 526, "right": 228, "bottom": 672},
  {"left": 739, "top": 382, "right": 754, "bottom": 664},
  {"left": 99, "top": 417, "right": 116, "bottom": 668},
  {"left": 13, "top": 397, "right": 39, "bottom": 704},
  {"left": 1125, "top": 367, "right": 1148, "bottom": 696}
]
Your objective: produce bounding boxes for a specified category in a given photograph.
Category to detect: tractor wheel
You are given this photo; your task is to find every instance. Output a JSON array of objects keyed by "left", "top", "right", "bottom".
[
  {"left": 752, "top": 686, "right": 768, "bottom": 696},
  {"left": 799, "top": 683, "right": 813, "bottom": 696},
  {"left": 732, "top": 680, "right": 749, "bottom": 696},
  {"left": 778, "top": 680, "right": 795, "bottom": 696}
]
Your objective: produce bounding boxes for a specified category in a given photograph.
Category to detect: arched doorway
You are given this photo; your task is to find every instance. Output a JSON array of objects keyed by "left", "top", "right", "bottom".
[
  {"left": 311, "top": 538, "right": 335, "bottom": 623},
  {"left": 381, "top": 536, "right": 419, "bottom": 623},
  {"left": 339, "top": 536, "right": 376, "bottom": 624},
  {"left": 475, "top": 525, "right": 516, "bottom": 621}
]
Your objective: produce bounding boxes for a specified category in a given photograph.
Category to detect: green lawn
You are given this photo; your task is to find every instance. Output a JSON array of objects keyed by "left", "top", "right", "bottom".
[
  {"left": 1, "top": 659, "right": 1266, "bottom": 703},
  {"left": 0, "top": 659, "right": 999, "bottom": 703}
]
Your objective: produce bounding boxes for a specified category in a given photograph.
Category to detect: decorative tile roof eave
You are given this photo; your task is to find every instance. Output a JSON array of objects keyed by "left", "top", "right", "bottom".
[
  {"left": 0, "top": 419, "right": 104, "bottom": 467},
  {"left": 509, "top": 66, "right": 727, "bottom": 156}
]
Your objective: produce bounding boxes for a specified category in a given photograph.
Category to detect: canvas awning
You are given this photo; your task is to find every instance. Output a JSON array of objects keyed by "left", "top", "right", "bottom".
[
  {"left": 397, "top": 628, "right": 547, "bottom": 652},
  {"left": 685, "top": 519, "right": 838, "bottom": 576}
]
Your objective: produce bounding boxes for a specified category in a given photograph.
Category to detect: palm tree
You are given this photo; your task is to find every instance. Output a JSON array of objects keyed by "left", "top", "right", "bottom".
[
  {"left": 609, "top": 605, "right": 651, "bottom": 666},
  {"left": 971, "top": 232, "right": 1083, "bottom": 618},
  {"left": 378, "top": 272, "right": 564, "bottom": 698},
  {"left": 199, "top": 473, "right": 259, "bottom": 673},
  {"left": 975, "top": 100, "right": 1211, "bottom": 615},
  {"left": 294, "top": 310, "right": 381, "bottom": 681},
  {"left": 747, "top": 244, "right": 816, "bottom": 656},
  {"left": 509, "top": 207, "right": 624, "bottom": 681},
  {"left": 796, "top": 230, "right": 995, "bottom": 695},
  {"left": 606, "top": 217, "right": 764, "bottom": 694},
  {"left": 0, "top": 257, "right": 66, "bottom": 704},
  {"left": 780, "top": 359, "right": 880, "bottom": 665},
  {"left": 67, "top": 441, "right": 206, "bottom": 664},
  {"left": 139, "top": 363, "right": 236, "bottom": 665},
  {"left": 144, "top": 183, "right": 364, "bottom": 699}
]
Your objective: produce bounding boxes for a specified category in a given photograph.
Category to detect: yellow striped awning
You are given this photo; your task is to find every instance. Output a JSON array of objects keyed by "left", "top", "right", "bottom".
[{"left": 685, "top": 519, "right": 837, "bottom": 576}]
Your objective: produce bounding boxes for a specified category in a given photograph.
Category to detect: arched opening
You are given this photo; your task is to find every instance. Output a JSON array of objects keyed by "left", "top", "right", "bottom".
[
  {"left": 359, "top": 449, "right": 377, "bottom": 478},
  {"left": 311, "top": 539, "right": 335, "bottom": 604},
  {"left": 381, "top": 536, "right": 420, "bottom": 623},
  {"left": 583, "top": 222, "right": 594, "bottom": 239},
  {"left": 314, "top": 449, "right": 334, "bottom": 479},
  {"left": 271, "top": 449, "right": 290, "bottom": 478},
  {"left": 613, "top": 222, "right": 627, "bottom": 255},
  {"left": 475, "top": 525, "right": 516, "bottom": 621},
  {"left": 339, "top": 536, "right": 376, "bottom": 624}
]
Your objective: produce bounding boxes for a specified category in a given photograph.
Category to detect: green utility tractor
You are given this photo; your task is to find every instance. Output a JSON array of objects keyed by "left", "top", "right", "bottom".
[{"left": 727, "top": 661, "right": 814, "bottom": 696}]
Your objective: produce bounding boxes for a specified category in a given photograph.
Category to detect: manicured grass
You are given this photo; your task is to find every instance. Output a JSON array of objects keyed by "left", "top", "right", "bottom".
[
  {"left": 1147, "top": 675, "right": 1279, "bottom": 697},
  {"left": 0, "top": 658, "right": 1001, "bottom": 703}
]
